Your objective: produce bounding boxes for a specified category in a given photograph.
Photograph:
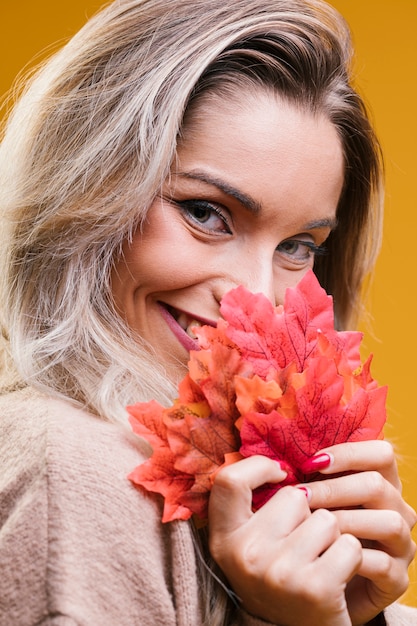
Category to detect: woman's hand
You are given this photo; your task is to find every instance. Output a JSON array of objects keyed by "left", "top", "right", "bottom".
[
  {"left": 209, "top": 455, "right": 362, "bottom": 626},
  {"left": 300, "top": 440, "right": 417, "bottom": 625}
]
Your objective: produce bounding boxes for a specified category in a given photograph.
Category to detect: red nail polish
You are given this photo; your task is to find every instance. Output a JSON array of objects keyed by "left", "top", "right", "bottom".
[
  {"left": 296, "top": 485, "right": 311, "bottom": 500},
  {"left": 300, "top": 452, "right": 332, "bottom": 474}
]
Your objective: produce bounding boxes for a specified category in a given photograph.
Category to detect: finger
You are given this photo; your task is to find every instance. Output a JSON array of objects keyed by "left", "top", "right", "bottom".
[
  {"left": 311, "top": 533, "right": 363, "bottom": 587},
  {"left": 254, "top": 485, "right": 311, "bottom": 539},
  {"left": 311, "top": 440, "right": 401, "bottom": 489},
  {"left": 345, "top": 552, "right": 409, "bottom": 626},
  {"left": 333, "top": 508, "right": 415, "bottom": 558},
  {"left": 275, "top": 508, "right": 341, "bottom": 564},
  {"left": 304, "top": 472, "right": 409, "bottom": 516},
  {"left": 261, "top": 531, "right": 362, "bottom": 626},
  {"left": 358, "top": 547, "right": 410, "bottom": 600},
  {"left": 209, "top": 455, "right": 287, "bottom": 531}
]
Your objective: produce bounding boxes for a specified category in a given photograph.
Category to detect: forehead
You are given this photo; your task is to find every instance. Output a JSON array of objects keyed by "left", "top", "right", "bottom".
[
  {"left": 176, "top": 90, "right": 344, "bottom": 200},
  {"left": 179, "top": 87, "right": 342, "bottom": 163},
  {"left": 182, "top": 84, "right": 337, "bottom": 137},
  {"left": 169, "top": 90, "right": 344, "bottom": 248}
]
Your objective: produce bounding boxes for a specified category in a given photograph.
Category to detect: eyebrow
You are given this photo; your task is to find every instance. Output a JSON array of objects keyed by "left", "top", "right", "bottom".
[
  {"left": 302, "top": 217, "right": 339, "bottom": 231},
  {"left": 175, "top": 170, "right": 339, "bottom": 231},
  {"left": 175, "top": 170, "right": 262, "bottom": 214}
]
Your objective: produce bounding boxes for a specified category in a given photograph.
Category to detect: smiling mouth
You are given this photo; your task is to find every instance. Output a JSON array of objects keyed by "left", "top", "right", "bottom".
[
  {"left": 165, "top": 305, "right": 209, "bottom": 339},
  {"left": 175, "top": 313, "right": 203, "bottom": 338}
]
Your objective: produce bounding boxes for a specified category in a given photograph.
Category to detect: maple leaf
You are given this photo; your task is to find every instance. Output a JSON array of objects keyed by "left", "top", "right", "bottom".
[
  {"left": 238, "top": 355, "right": 387, "bottom": 508},
  {"left": 218, "top": 274, "right": 332, "bottom": 375},
  {"left": 127, "top": 270, "right": 387, "bottom": 522},
  {"left": 128, "top": 400, "right": 195, "bottom": 522},
  {"left": 128, "top": 341, "right": 243, "bottom": 522},
  {"left": 218, "top": 275, "right": 365, "bottom": 380}
]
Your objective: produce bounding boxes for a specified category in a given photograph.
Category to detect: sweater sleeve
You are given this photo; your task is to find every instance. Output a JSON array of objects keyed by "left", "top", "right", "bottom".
[{"left": 384, "top": 602, "right": 417, "bottom": 625}]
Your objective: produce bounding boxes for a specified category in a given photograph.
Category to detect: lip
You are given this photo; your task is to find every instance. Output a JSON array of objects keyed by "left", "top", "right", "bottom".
[{"left": 157, "top": 302, "right": 216, "bottom": 352}]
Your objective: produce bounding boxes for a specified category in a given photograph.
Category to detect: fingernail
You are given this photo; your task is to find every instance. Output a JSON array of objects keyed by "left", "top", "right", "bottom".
[
  {"left": 300, "top": 452, "right": 333, "bottom": 474},
  {"left": 275, "top": 459, "right": 288, "bottom": 474},
  {"left": 296, "top": 485, "right": 311, "bottom": 501}
]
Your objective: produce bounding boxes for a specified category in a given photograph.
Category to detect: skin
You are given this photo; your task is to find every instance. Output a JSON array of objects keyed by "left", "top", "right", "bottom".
[
  {"left": 209, "top": 445, "right": 416, "bottom": 625},
  {"left": 112, "top": 91, "right": 416, "bottom": 625},
  {"left": 111, "top": 92, "right": 341, "bottom": 380}
]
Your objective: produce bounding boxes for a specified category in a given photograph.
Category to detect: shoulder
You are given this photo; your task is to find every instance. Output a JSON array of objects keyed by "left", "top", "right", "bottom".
[
  {"left": 0, "top": 384, "right": 157, "bottom": 517},
  {"left": 0, "top": 386, "right": 152, "bottom": 509},
  {"left": 0, "top": 387, "right": 201, "bottom": 625},
  {"left": 0, "top": 385, "right": 149, "bottom": 481}
]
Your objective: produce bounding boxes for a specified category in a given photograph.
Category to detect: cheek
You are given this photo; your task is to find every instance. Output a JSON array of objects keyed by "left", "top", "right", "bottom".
[
  {"left": 110, "top": 231, "right": 150, "bottom": 306},
  {"left": 113, "top": 232, "right": 197, "bottom": 296},
  {"left": 273, "top": 266, "right": 312, "bottom": 306}
]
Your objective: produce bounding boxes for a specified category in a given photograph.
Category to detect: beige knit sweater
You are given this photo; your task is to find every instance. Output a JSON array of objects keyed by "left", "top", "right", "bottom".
[{"left": 0, "top": 387, "right": 416, "bottom": 626}]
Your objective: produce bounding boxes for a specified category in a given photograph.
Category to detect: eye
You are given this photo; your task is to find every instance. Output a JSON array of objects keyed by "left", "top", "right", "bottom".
[
  {"left": 277, "top": 238, "right": 327, "bottom": 263},
  {"left": 178, "top": 199, "right": 231, "bottom": 234}
]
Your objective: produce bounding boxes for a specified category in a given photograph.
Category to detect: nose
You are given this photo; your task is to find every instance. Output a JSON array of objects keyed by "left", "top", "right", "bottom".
[{"left": 214, "top": 250, "right": 277, "bottom": 306}]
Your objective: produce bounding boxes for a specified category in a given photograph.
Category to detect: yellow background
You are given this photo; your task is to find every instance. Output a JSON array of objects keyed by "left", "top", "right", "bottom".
[{"left": 1, "top": 0, "right": 417, "bottom": 607}]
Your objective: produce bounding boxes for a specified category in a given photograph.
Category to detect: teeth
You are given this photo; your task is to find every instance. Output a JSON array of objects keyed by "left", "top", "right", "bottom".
[
  {"left": 176, "top": 313, "right": 189, "bottom": 331},
  {"left": 176, "top": 312, "right": 202, "bottom": 338},
  {"left": 185, "top": 320, "right": 202, "bottom": 339}
]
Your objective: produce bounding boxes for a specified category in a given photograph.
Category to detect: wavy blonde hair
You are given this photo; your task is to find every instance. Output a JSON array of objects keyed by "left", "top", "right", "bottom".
[
  {"left": 0, "top": 3, "right": 383, "bottom": 620},
  {"left": 0, "top": 0, "right": 383, "bottom": 418}
]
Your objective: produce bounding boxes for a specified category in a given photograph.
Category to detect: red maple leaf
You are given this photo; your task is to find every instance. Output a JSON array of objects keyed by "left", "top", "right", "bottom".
[
  {"left": 238, "top": 356, "right": 387, "bottom": 508},
  {"left": 128, "top": 271, "right": 387, "bottom": 522}
]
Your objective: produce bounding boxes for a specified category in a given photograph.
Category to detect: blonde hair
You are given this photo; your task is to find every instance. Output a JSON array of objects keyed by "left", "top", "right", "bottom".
[
  {"left": 0, "top": 1, "right": 384, "bottom": 622},
  {"left": 0, "top": 0, "right": 383, "bottom": 420}
]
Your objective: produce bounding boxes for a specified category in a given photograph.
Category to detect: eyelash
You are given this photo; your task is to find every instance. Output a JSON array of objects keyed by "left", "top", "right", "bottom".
[
  {"left": 177, "top": 199, "right": 231, "bottom": 233},
  {"left": 177, "top": 199, "right": 328, "bottom": 260},
  {"left": 280, "top": 239, "right": 328, "bottom": 256}
]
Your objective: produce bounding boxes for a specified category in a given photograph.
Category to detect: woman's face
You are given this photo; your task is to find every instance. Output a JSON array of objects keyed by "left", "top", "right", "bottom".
[{"left": 111, "top": 91, "right": 344, "bottom": 379}]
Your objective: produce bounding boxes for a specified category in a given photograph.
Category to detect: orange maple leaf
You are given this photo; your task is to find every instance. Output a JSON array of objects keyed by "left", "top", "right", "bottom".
[{"left": 128, "top": 342, "right": 243, "bottom": 521}]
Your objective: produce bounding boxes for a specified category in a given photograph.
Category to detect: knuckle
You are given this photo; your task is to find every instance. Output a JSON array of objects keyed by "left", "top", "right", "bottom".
[
  {"left": 241, "top": 540, "right": 264, "bottom": 571},
  {"left": 213, "top": 465, "right": 243, "bottom": 491},
  {"left": 268, "top": 563, "right": 325, "bottom": 603},
  {"left": 266, "top": 559, "right": 294, "bottom": 589},
  {"left": 409, "top": 539, "right": 417, "bottom": 562},
  {"left": 341, "top": 532, "right": 362, "bottom": 559},
  {"left": 377, "top": 550, "right": 394, "bottom": 578},
  {"left": 289, "top": 485, "right": 311, "bottom": 505},
  {"left": 313, "top": 479, "right": 334, "bottom": 503},
  {"left": 384, "top": 510, "right": 408, "bottom": 539},
  {"left": 313, "top": 508, "right": 339, "bottom": 532},
  {"left": 397, "top": 572, "right": 410, "bottom": 596},
  {"left": 387, "top": 564, "right": 409, "bottom": 596},
  {"left": 366, "top": 470, "right": 387, "bottom": 498},
  {"left": 408, "top": 505, "right": 417, "bottom": 530},
  {"left": 375, "top": 440, "right": 396, "bottom": 468},
  {"left": 344, "top": 532, "right": 361, "bottom": 549},
  {"left": 374, "top": 551, "right": 412, "bottom": 598}
]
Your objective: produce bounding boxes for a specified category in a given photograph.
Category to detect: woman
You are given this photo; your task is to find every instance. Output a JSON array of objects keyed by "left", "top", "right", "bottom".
[{"left": 0, "top": 0, "right": 415, "bottom": 624}]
